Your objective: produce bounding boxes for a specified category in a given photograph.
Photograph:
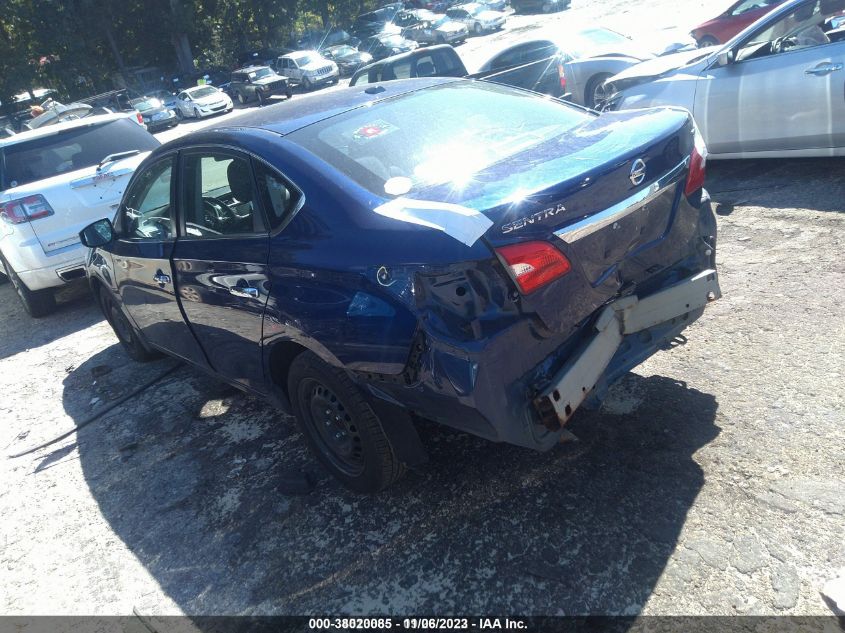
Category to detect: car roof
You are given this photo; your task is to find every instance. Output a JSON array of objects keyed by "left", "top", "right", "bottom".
[
  {"left": 0, "top": 112, "right": 135, "bottom": 148},
  {"left": 163, "top": 77, "right": 459, "bottom": 144},
  {"left": 233, "top": 66, "right": 270, "bottom": 73},
  {"left": 281, "top": 50, "right": 321, "bottom": 58}
]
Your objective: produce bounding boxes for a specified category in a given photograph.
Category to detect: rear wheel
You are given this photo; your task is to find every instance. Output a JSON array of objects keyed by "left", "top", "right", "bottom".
[
  {"left": 287, "top": 351, "right": 405, "bottom": 492},
  {"left": 257, "top": 90, "right": 265, "bottom": 106},
  {"left": 586, "top": 72, "right": 612, "bottom": 109},
  {"left": 286, "top": 84, "right": 293, "bottom": 99},
  {"left": 237, "top": 92, "right": 247, "bottom": 105},
  {"left": 541, "top": 2, "right": 552, "bottom": 12},
  {"left": 3, "top": 256, "right": 55, "bottom": 317},
  {"left": 98, "top": 288, "right": 160, "bottom": 362},
  {"left": 302, "top": 76, "right": 312, "bottom": 91},
  {"left": 473, "top": 22, "right": 482, "bottom": 34}
]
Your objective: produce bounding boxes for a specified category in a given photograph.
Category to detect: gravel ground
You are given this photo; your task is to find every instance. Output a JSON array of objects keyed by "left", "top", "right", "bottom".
[{"left": 1, "top": 0, "right": 844, "bottom": 621}]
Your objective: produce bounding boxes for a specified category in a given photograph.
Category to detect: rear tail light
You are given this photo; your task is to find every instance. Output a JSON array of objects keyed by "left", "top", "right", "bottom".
[
  {"left": 558, "top": 62, "right": 566, "bottom": 91},
  {"left": 685, "top": 125, "right": 708, "bottom": 196},
  {"left": 135, "top": 112, "right": 144, "bottom": 125},
  {"left": 495, "top": 241, "right": 571, "bottom": 294},
  {"left": 0, "top": 194, "right": 55, "bottom": 225}
]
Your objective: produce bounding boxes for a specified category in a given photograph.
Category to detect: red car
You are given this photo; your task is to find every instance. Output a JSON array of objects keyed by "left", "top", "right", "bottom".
[{"left": 690, "top": 0, "right": 787, "bottom": 46}]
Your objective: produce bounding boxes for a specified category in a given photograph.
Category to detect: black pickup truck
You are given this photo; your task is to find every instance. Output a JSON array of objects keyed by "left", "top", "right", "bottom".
[{"left": 348, "top": 44, "right": 566, "bottom": 98}]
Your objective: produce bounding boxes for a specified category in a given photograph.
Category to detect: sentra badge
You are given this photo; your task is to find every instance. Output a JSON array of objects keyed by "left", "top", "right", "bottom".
[{"left": 501, "top": 203, "right": 566, "bottom": 234}]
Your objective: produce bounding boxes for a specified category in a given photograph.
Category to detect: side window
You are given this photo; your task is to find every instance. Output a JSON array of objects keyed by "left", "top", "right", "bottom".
[
  {"left": 390, "top": 59, "right": 412, "bottom": 79},
  {"left": 731, "top": 0, "right": 764, "bottom": 15},
  {"left": 411, "top": 55, "right": 435, "bottom": 77},
  {"left": 121, "top": 157, "right": 175, "bottom": 240},
  {"left": 736, "top": 0, "right": 836, "bottom": 60},
  {"left": 254, "top": 162, "right": 302, "bottom": 231},
  {"left": 182, "top": 153, "right": 266, "bottom": 238}
]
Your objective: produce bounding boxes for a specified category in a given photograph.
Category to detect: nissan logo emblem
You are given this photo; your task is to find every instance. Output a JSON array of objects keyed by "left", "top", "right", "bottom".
[{"left": 630, "top": 158, "right": 647, "bottom": 186}]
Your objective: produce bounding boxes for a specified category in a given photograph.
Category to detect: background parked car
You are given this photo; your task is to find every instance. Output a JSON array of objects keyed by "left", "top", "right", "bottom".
[
  {"left": 358, "top": 33, "right": 420, "bottom": 60},
  {"left": 0, "top": 113, "right": 158, "bottom": 316},
  {"left": 478, "top": 26, "right": 696, "bottom": 107},
  {"left": 229, "top": 66, "right": 291, "bottom": 105},
  {"left": 172, "top": 84, "right": 234, "bottom": 117},
  {"left": 446, "top": 4, "right": 507, "bottom": 35},
  {"left": 400, "top": 10, "right": 470, "bottom": 44},
  {"left": 510, "top": 0, "right": 569, "bottom": 14},
  {"left": 602, "top": 0, "right": 845, "bottom": 158},
  {"left": 321, "top": 45, "right": 374, "bottom": 75},
  {"left": 129, "top": 96, "right": 178, "bottom": 133},
  {"left": 352, "top": 6, "right": 404, "bottom": 38},
  {"left": 296, "top": 27, "right": 358, "bottom": 50},
  {"left": 690, "top": 0, "right": 788, "bottom": 46},
  {"left": 475, "top": 0, "right": 510, "bottom": 11},
  {"left": 275, "top": 51, "right": 340, "bottom": 90}
]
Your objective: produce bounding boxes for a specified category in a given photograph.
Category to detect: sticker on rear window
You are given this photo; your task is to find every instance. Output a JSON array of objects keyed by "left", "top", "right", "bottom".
[{"left": 352, "top": 119, "right": 397, "bottom": 141}]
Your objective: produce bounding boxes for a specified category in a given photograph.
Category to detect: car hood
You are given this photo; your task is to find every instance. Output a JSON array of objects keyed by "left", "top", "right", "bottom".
[
  {"left": 300, "top": 61, "right": 332, "bottom": 71},
  {"left": 339, "top": 52, "right": 372, "bottom": 63},
  {"left": 253, "top": 75, "right": 284, "bottom": 85},
  {"left": 138, "top": 106, "right": 171, "bottom": 117},
  {"left": 194, "top": 92, "right": 228, "bottom": 105},
  {"left": 607, "top": 46, "right": 715, "bottom": 84}
]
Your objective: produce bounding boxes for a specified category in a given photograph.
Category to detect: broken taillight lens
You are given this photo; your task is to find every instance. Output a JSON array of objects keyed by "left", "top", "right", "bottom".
[
  {"left": 0, "top": 194, "right": 55, "bottom": 225},
  {"left": 685, "top": 125, "right": 707, "bottom": 196},
  {"left": 495, "top": 241, "right": 571, "bottom": 294}
]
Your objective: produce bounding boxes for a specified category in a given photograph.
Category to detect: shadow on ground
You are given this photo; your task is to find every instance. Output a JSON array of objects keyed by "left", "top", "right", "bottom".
[
  {"left": 0, "top": 280, "right": 100, "bottom": 361},
  {"left": 57, "top": 344, "right": 719, "bottom": 615},
  {"left": 706, "top": 158, "right": 845, "bottom": 215}
]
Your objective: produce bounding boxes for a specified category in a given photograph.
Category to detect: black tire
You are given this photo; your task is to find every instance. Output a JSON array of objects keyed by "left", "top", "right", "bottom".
[
  {"left": 98, "top": 288, "right": 160, "bottom": 362},
  {"left": 473, "top": 22, "right": 482, "bottom": 35},
  {"left": 174, "top": 108, "right": 184, "bottom": 121},
  {"left": 193, "top": 107, "right": 201, "bottom": 119},
  {"left": 2, "top": 255, "right": 55, "bottom": 317},
  {"left": 286, "top": 85, "right": 293, "bottom": 99},
  {"left": 698, "top": 35, "right": 718, "bottom": 48},
  {"left": 237, "top": 92, "right": 247, "bottom": 105},
  {"left": 585, "top": 72, "right": 612, "bottom": 109},
  {"left": 302, "top": 77, "right": 312, "bottom": 91},
  {"left": 257, "top": 90, "right": 265, "bottom": 106},
  {"left": 287, "top": 351, "right": 406, "bottom": 492}
]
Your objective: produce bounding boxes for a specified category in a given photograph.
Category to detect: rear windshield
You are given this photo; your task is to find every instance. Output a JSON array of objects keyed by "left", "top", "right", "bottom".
[
  {"left": 188, "top": 86, "right": 220, "bottom": 98},
  {"left": 289, "top": 81, "right": 585, "bottom": 199},
  {"left": 1, "top": 118, "right": 159, "bottom": 189}
]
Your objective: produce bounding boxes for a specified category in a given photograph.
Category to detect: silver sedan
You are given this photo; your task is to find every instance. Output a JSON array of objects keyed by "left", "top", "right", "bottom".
[{"left": 602, "top": 0, "right": 845, "bottom": 159}]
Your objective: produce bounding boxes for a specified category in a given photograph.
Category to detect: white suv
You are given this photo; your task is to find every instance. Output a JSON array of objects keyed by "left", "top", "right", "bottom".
[{"left": 0, "top": 113, "right": 158, "bottom": 316}]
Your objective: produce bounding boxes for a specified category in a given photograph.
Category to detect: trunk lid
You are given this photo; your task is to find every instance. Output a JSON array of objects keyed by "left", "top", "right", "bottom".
[{"left": 420, "top": 107, "right": 696, "bottom": 333}]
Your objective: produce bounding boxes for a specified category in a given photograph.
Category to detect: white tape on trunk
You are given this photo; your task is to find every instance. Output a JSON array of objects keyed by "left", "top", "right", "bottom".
[{"left": 373, "top": 198, "right": 494, "bottom": 247}]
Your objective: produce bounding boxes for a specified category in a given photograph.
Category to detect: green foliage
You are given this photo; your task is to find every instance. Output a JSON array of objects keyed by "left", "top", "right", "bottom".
[{"left": 0, "top": 0, "right": 381, "bottom": 109}]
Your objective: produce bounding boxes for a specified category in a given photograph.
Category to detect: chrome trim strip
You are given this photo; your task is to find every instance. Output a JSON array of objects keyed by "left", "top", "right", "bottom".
[{"left": 554, "top": 156, "right": 690, "bottom": 244}]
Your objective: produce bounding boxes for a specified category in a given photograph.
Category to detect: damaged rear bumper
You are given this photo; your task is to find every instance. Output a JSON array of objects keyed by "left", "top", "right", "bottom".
[{"left": 533, "top": 268, "right": 721, "bottom": 428}]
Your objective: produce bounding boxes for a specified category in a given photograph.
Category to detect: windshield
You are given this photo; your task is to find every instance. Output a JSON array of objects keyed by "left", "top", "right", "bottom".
[
  {"left": 188, "top": 86, "right": 219, "bottom": 99},
  {"left": 565, "top": 27, "right": 629, "bottom": 57},
  {"left": 132, "top": 98, "right": 162, "bottom": 112},
  {"left": 249, "top": 67, "right": 275, "bottom": 79},
  {"left": 294, "top": 55, "right": 317, "bottom": 66},
  {"left": 468, "top": 6, "right": 487, "bottom": 16},
  {"left": 1, "top": 118, "right": 159, "bottom": 189},
  {"left": 432, "top": 15, "right": 450, "bottom": 27},
  {"left": 289, "top": 82, "right": 586, "bottom": 203},
  {"left": 329, "top": 46, "right": 355, "bottom": 56}
]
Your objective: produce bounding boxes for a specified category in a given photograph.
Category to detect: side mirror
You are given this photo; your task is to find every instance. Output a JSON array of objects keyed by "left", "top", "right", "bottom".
[
  {"left": 79, "top": 218, "right": 115, "bottom": 248},
  {"left": 717, "top": 49, "right": 735, "bottom": 66}
]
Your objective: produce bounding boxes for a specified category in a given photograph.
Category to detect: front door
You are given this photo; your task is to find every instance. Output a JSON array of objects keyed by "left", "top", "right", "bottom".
[
  {"left": 172, "top": 150, "right": 272, "bottom": 392},
  {"left": 109, "top": 154, "right": 210, "bottom": 367},
  {"left": 696, "top": 0, "right": 845, "bottom": 154}
]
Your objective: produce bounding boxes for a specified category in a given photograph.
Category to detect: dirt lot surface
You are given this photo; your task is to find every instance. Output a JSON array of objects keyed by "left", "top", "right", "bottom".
[{"left": 2, "top": 0, "right": 844, "bottom": 621}]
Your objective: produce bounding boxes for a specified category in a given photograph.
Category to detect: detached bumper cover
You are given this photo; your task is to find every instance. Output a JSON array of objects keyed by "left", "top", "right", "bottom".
[{"left": 534, "top": 268, "right": 721, "bottom": 426}]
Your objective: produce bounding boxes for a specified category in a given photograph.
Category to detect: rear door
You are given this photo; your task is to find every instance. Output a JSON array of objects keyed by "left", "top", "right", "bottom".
[
  {"left": 109, "top": 153, "right": 210, "bottom": 366},
  {"left": 171, "top": 149, "right": 280, "bottom": 392}
]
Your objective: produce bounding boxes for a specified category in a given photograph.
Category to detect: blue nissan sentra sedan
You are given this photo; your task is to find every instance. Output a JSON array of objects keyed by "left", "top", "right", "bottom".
[{"left": 80, "top": 78, "right": 720, "bottom": 491}]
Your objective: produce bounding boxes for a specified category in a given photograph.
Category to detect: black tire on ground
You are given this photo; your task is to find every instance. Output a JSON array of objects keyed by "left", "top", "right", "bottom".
[
  {"left": 473, "top": 22, "right": 482, "bottom": 35},
  {"left": 257, "top": 90, "right": 265, "bottom": 106},
  {"left": 698, "top": 35, "right": 719, "bottom": 47},
  {"left": 585, "top": 72, "right": 613, "bottom": 109},
  {"left": 2, "top": 255, "right": 55, "bottom": 317},
  {"left": 175, "top": 108, "right": 183, "bottom": 121},
  {"left": 193, "top": 107, "right": 201, "bottom": 119},
  {"left": 286, "top": 85, "right": 293, "bottom": 99},
  {"left": 98, "top": 287, "right": 161, "bottom": 362},
  {"left": 237, "top": 92, "right": 247, "bottom": 105},
  {"left": 287, "top": 351, "right": 406, "bottom": 492},
  {"left": 302, "top": 77, "right": 312, "bottom": 91}
]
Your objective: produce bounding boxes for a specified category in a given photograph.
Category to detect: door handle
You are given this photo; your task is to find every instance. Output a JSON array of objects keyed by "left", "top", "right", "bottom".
[
  {"left": 229, "top": 285, "right": 259, "bottom": 298},
  {"left": 805, "top": 63, "right": 843, "bottom": 76},
  {"left": 153, "top": 270, "right": 171, "bottom": 285}
]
